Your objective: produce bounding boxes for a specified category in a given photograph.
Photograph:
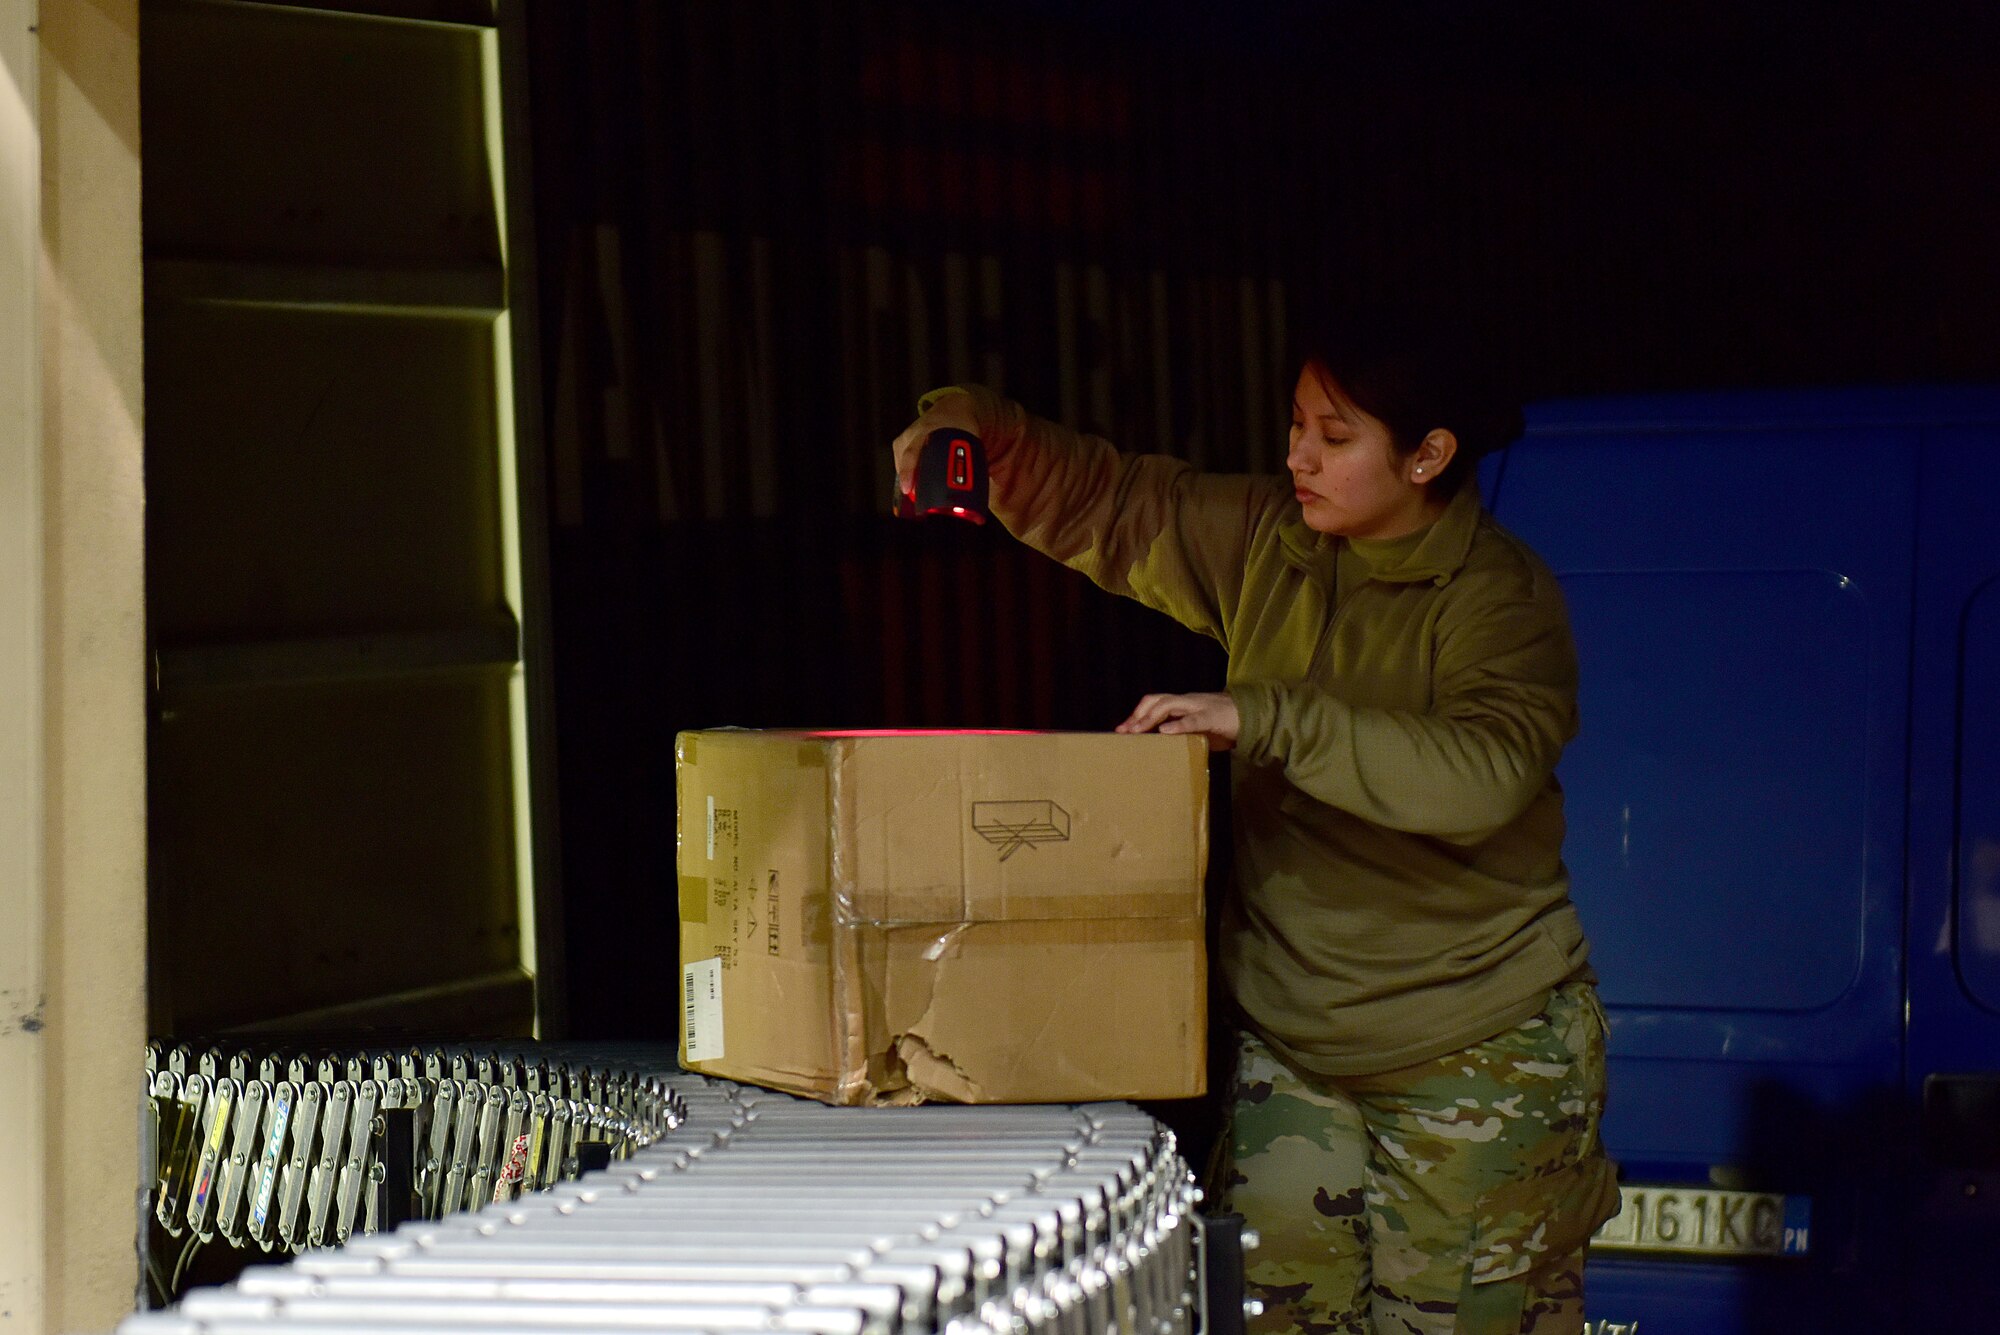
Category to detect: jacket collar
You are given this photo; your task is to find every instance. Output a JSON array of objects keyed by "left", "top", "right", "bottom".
[{"left": 1277, "top": 478, "right": 1483, "bottom": 589}]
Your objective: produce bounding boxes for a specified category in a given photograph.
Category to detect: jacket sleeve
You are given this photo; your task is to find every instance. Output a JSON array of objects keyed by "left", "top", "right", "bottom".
[
  {"left": 957, "top": 384, "right": 1276, "bottom": 647},
  {"left": 1228, "top": 588, "right": 1578, "bottom": 841}
]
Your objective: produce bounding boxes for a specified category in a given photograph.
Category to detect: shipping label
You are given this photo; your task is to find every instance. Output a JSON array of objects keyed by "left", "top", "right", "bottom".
[{"left": 683, "top": 957, "right": 725, "bottom": 1062}]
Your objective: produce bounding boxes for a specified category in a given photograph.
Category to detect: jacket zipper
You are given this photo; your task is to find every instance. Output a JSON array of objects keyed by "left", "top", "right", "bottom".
[{"left": 1302, "top": 568, "right": 1358, "bottom": 686}]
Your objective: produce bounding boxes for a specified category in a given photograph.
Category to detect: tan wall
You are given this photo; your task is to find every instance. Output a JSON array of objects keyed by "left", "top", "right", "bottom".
[
  {"left": 0, "top": 0, "right": 51, "bottom": 1317},
  {"left": 0, "top": 0, "right": 147, "bottom": 1331}
]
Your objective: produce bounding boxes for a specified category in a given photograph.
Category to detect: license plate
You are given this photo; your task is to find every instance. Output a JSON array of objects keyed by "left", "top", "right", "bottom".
[{"left": 1591, "top": 1185, "right": 1811, "bottom": 1257}]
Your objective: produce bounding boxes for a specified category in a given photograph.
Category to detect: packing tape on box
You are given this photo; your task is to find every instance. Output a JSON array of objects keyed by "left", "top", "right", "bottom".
[
  {"left": 851, "top": 915, "right": 1204, "bottom": 950},
  {"left": 832, "top": 885, "right": 1200, "bottom": 925},
  {"left": 803, "top": 890, "right": 832, "bottom": 957},
  {"left": 678, "top": 875, "right": 709, "bottom": 925},
  {"left": 684, "top": 883, "right": 1194, "bottom": 961}
]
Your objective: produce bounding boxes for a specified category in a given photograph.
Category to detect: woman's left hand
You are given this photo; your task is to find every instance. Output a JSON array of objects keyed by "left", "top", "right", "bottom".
[{"left": 1115, "top": 692, "right": 1240, "bottom": 751}]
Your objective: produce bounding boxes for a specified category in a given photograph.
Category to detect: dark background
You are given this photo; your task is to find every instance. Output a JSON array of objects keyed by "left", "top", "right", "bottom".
[{"left": 515, "top": 0, "right": 2000, "bottom": 1038}]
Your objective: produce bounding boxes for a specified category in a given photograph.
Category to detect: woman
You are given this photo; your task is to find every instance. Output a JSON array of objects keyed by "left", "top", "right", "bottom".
[{"left": 891, "top": 326, "right": 1618, "bottom": 1335}]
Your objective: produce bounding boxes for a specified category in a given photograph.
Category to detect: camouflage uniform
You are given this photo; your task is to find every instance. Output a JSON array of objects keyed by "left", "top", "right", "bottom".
[{"left": 1218, "top": 980, "right": 1620, "bottom": 1335}]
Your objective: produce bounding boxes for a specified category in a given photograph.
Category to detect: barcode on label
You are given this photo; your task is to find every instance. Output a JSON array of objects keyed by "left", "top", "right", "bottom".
[
  {"left": 706, "top": 796, "right": 717, "bottom": 861},
  {"left": 683, "top": 957, "right": 725, "bottom": 1063}
]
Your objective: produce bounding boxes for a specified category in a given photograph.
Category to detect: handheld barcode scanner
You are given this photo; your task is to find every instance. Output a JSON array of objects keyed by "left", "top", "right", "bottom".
[{"left": 896, "top": 427, "right": 990, "bottom": 525}]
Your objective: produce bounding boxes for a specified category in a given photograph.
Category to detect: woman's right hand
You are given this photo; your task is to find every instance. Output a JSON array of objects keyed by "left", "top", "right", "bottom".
[{"left": 891, "top": 388, "right": 983, "bottom": 503}]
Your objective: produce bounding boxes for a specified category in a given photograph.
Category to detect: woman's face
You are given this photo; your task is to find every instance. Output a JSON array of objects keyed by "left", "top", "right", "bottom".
[{"left": 1287, "top": 364, "right": 1436, "bottom": 539}]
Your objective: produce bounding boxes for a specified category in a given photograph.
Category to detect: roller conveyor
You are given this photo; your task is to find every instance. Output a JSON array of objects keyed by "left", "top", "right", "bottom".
[{"left": 134, "top": 1059, "right": 1249, "bottom": 1335}]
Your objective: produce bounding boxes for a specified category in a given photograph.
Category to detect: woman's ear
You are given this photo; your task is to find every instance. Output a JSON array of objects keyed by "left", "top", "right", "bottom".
[{"left": 1408, "top": 429, "right": 1458, "bottom": 485}]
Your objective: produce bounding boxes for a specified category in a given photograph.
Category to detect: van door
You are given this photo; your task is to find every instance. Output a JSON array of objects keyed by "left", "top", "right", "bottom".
[
  {"left": 1904, "top": 416, "right": 2000, "bottom": 1321},
  {"left": 1488, "top": 391, "right": 1920, "bottom": 1333}
]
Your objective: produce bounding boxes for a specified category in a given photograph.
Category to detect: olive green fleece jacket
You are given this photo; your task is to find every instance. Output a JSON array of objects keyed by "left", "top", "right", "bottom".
[{"left": 946, "top": 384, "right": 1592, "bottom": 1076}]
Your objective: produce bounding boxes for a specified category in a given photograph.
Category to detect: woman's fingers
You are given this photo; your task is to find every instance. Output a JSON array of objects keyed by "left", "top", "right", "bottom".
[
  {"left": 1116, "top": 693, "right": 1189, "bottom": 734},
  {"left": 1115, "top": 694, "right": 1161, "bottom": 733},
  {"left": 1118, "top": 692, "right": 1239, "bottom": 751},
  {"left": 1156, "top": 700, "right": 1212, "bottom": 735},
  {"left": 891, "top": 396, "right": 983, "bottom": 499},
  {"left": 891, "top": 422, "right": 924, "bottom": 495}
]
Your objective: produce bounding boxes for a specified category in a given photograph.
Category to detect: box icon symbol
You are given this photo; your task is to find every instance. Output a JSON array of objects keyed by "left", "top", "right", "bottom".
[{"left": 972, "top": 800, "right": 1071, "bottom": 861}]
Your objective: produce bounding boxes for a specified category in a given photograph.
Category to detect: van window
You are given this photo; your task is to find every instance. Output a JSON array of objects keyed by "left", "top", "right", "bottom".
[{"left": 1560, "top": 569, "right": 1871, "bottom": 1011}]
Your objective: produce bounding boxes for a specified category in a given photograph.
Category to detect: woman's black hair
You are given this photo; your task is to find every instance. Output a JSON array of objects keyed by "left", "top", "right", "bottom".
[{"left": 1291, "top": 307, "right": 1524, "bottom": 497}]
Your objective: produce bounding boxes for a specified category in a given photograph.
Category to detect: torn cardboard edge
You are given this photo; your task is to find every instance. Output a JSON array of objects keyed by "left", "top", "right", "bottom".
[
  {"left": 886, "top": 1032, "right": 982, "bottom": 1104},
  {"left": 820, "top": 912, "right": 1208, "bottom": 1106}
]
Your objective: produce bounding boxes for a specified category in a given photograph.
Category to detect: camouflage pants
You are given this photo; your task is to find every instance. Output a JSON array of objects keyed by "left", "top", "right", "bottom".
[{"left": 1218, "top": 981, "right": 1619, "bottom": 1335}]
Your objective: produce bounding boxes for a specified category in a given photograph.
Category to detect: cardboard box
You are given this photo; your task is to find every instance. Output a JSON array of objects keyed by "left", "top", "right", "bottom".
[{"left": 675, "top": 729, "right": 1208, "bottom": 1105}]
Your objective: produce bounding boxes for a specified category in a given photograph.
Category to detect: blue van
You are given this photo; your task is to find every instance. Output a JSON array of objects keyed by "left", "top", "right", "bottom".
[{"left": 1482, "top": 389, "right": 2000, "bottom": 1332}]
